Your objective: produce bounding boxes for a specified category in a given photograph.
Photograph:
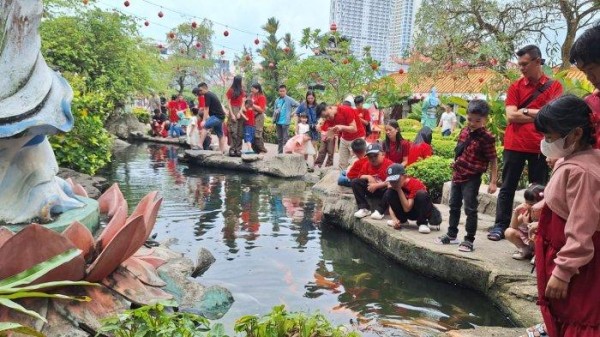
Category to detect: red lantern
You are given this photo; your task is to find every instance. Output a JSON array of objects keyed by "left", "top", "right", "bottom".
[
  {"left": 269, "top": 62, "right": 275, "bottom": 68},
  {"left": 246, "top": 55, "right": 251, "bottom": 61},
  {"left": 342, "top": 58, "right": 349, "bottom": 64},
  {"left": 452, "top": 76, "right": 457, "bottom": 81},
  {"left": 220, "top": 50, "right": 225, "bottom": 56},
  {"left": 398, "top": 68, "right": 404, "bottom": 74},
  {"left": 195, "top": 42, "right": 202, "bottom": 49},
  {"left": 157, "top": 44, "right": 163, "bottom": 49},
  {"left": 371, "top": 63, "right": 378, "bottom": 70},
  {"left": 330, "top": 23, "right": 337, "bottom": 32},
  {"left": 158, "top": 11, "right": 164, "bottom": 18},
  {"left": 144, "top": 20, "right": 149, "bottom": 27},
  {"left": 168, "top": 32, "right": 175, "bottom": 39},
  {"left": 202, "top": 54, "right": 206, "bottom": 59},
  {"left": 124, "top": 0, "right": 130, "bottom": 7},
  {"left": 191, "top": 21, "right": 197, "bottom": 29},
  {"left": 478, "top": 78, "right": 484, "bottom": 83},
  {"left": 180, "top": 49, "right": 185, "bottom": 54},
  {"left": 83, "top": 0, "right": 89, "bottom": 5},
  {"left": 490, "top": 58, "right": 498, "bottom": 66},
  {"left": 283, "top": 46, "right": 290, "bottom": 53},
  {"left": 254, "top": 38, "right": 260, "bottom": 45},
  {"left": 224, "top": 30, "right": 229, "bottom": 37}
]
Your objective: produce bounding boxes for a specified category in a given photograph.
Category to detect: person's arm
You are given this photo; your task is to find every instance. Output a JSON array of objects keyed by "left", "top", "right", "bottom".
[
  {"left": 451, "top": 114, "right": 457, "bottom": 132},
  {"left": 289, "top": 97, "right": 300, "bottom": 108},
  {"left": 506, "top": 105, "right": 539, "bottom": 123},
  {"left": 397, "top": 188, "right": 414, "bottom": 213},
  {"left": 400, "top": 141, "right": 410, "bottom": 167},
  {"left": 253, "top": 96, "right": 266, "bottom": 114},
  {"left": 332, "top": 120, "right": 357, "bottom": 134},
  {"left": 438, "top": 116, "right": 443, "bottom": 128},
  {"left": 359, "top": 175, "right": 376, "bottom": 183},
  {"left": 239, "top": 108, "right": 248, "bottom": 121},
  {"left": 488, "top": 158, "right": 498, "bottom": 194}
]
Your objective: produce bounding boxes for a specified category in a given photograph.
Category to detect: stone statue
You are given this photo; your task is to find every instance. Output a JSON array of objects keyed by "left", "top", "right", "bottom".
[{"left": 0, "top": 0, "right": 84, "bottom": 224}]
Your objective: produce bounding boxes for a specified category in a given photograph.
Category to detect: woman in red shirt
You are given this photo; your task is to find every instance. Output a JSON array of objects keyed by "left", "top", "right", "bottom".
[
  {"left": 383, "top": 120, "right": 411, "bottom": 166},
  {"left": 225, "top": 75, "right": 246, "bottom": 157},
  {"left": 249, "top": 83, "right": 268, "bottom": 154},
  {"left": 407, "top": 126, "right": 433, "bottom": 166}
]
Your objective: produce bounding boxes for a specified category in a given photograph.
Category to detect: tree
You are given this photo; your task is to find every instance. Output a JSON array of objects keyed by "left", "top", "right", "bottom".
[
  {"left": 557, "top": 1, "right": 600, "bottom": 69},
  {"left": 257, "top": 17, "right": 298, "bottom": 105},
  {"left": 234, "top": 46, "right": 259, "bottom": 93},
  {"left": 165, "top": 20, "right": 214, "bottom": 94},
  {"left": 413, "top": 0, "right": 556, "bottom": 78}
]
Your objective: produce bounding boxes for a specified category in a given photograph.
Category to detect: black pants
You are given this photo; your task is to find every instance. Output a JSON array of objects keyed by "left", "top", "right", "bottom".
[
  {"left": 494, "top": 150, "right": 549, "bottom": 231},
  {"left": 385, "top": 189, "right": 432, "bottom": 225},
  {"left": 351, "top": 178, "right": 386, "bottom": 213},
  {"left": 448, "top": 175, "right": 481, "bottom": 242},
  {"left": 276, "top": 124, "right": 289, "bottom": 154}
]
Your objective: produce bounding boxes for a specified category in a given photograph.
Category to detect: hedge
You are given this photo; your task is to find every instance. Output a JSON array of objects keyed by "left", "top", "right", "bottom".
[{"left": 406, "top": 156, "right": 453, "bottom": 203}]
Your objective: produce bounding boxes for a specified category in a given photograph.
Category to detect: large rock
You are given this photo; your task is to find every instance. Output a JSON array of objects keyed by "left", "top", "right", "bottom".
[
  {"left": 185, "top": 150, "right": 307, "bottom": 178},
  {"left": 105, "top": 112, "right": 150, "bottom": 140},
  {"left": 192, "top": 247, "right": 216, "bottom": 278}
]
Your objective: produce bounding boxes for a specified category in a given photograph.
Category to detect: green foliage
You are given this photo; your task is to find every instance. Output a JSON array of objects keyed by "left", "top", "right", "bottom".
[
  {"left": 431, "top": 139, "right": 457, "bottom": 159},
  {"left": 0, "top": 249, "right": 98, "bottom": 336},
  {"left": 234, "top": 305, "right": 360, "bottom": 337},
  {"left": 263, "top": 116, "right": 295, "bottom": 144},
  {"left": 40, "top": 8, "right": 161, "bottom": 111},
  {"left": 0, "top": 322, "right": 44, "bottom": 337},
  {"left": 133, "top": 107, "right": 151, "bottom": 124},
  {"left": 397, "top": 119, "right": 422, "bottom": 133},
  {"left": 366, "top": 77, "right": 411, "bottom": 108},
  {"left": 50, "top": 73, "right": 113, "bottom": 175},
  {"left": 554, "top": 70, "right": 594, "bottom": 97},
  {"left": 97, "top": 303, "right": 225, "bottom": 337},
  {"left": 406, "top": 156, "right": 453, "bottom": 202},
  {"left": 442, "top": 94, "right": 505, "bottom": 145}
]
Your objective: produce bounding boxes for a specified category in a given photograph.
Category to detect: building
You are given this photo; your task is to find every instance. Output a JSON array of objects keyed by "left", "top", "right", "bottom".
[{"left": 330, "top": 0, "right": 419, "bottom": 73}]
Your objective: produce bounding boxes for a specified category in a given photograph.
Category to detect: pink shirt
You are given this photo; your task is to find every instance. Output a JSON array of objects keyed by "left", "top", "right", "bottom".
[{"left": 545, "top": 149, "right": 600, "bottom": 282}]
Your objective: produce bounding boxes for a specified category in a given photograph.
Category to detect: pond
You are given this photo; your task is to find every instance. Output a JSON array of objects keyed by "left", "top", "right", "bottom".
[{"left": 101, "top": 143, "right": 513, "bottom": 336}]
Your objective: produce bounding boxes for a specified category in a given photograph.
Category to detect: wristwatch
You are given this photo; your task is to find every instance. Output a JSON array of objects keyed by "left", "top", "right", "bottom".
[{"left": 522, "top": 108, "right": 529, "bottom": 115}]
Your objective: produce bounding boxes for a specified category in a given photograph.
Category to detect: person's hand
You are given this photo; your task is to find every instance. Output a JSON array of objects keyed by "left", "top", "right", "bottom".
[
  {"left": 367, "top": 183, "right": 379, "bottom": 193},
  {"left": 547, "top": 157, "right": 558, "bottom": 169},
  {"left": 331, "top": 125, "right": 340, "bottom": 133},
  {"left": 545, "top": 275, "right": 568, "bottom": 299},
  {"left": 487, "top": 182, "right": 497, "bottom": 194},
  {"left": 515, "top": 203, "right": 528, "bottom": 215}
]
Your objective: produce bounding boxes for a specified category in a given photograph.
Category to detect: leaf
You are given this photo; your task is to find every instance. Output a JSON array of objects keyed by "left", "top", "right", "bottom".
[
  {"left": 0, "top": 281, "right": 99, "bottom": 294},
  {"left": 0, "top": 249, "right": 81, "bottom": 289},
  {"left": 0, "top": 298, "right": 47, "bottom": 323},
  {"left": 0, "top": 322, "right": 44, "bottom": 337}
]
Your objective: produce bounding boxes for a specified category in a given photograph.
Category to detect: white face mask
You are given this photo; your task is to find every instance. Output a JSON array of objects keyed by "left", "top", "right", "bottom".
[{"left": 540, "top": 133, "right": 575, "bottom": 159}]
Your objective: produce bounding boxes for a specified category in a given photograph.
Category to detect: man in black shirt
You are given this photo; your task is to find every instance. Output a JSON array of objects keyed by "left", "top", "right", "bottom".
[{"left": 197, "top": 82, "right": 226, "bottom": 154}]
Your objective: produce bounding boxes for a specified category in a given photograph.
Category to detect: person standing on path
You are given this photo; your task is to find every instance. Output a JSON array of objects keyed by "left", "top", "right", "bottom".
[
  {"left": 225, "top": 75, "right": 246, "bottom": 157},
  {"left": 439, "top": 105, "right": 457, "bottom": 136},
  {"left": 295, "top": 90, "right": 319, "bottom": 163},
  {"left": 315, "top": 102, "right": 361, "bottom": 170},
  {"left": 196, "top": 82, "right": 227, "bottom": 155},
  {"left": 250, "top": 83, "right": 268, "bottom": 154},
  {"left": 488, "top": 45, "right": 563, "bottom": 242},
  {"left": 274, "top": 85, "right": 299, "bottom": 154}
]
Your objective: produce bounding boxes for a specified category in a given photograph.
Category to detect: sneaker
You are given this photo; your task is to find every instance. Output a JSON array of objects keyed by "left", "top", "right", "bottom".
[
  {"left": 530, "top": 256, "right": 535, "bottom": 265},
  {"left": 428, "top": 206, "right": 442, "bottom": 227},
  {"left": 370, "top": 210, "right": 384, "bottom": 220},
  {"left": 354, "top": 209, "right": 372, "bottom": 218},
  {"left": 418, "top": 224, "right": 431, "bottom": 234},
  {"left": 512, "top": 247, "right": 533, "bottom": 260}
]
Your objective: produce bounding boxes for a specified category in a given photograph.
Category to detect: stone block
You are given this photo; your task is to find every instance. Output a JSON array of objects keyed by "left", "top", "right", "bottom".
[{"left": 441, "top": 181, "right": 525, "bottom": 217}]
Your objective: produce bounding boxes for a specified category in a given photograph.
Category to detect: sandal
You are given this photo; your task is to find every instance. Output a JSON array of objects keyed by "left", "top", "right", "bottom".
[
  {"left": 523, "top": 323, "right": 547, "bottom": 337},
  {"left": 434, "top": 234, "right": 459, "bottom": 245},
  {"left": 487, "top": 227, "right": 504, "bottom": 241},
  {"left": 512, "top": 247, "right": 533, "bottom": 260},
  {"left": 458, "top": 240, "right": 474, "bottom": 252}
]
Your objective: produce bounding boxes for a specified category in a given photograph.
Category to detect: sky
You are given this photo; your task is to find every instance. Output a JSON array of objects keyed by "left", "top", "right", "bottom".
[{"left": 97, "top": 0, "right": 331, "bottom": 60}]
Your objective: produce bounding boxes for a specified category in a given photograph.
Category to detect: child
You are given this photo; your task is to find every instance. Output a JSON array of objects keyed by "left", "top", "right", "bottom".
[
  {"left": 314, "top": 117, "right": 335, "bottom": 168},
  {"left": 352, "top": 143, "right": 394, "bottom": 219},
  {"left": 284, "top": 113, "right": 316, "bottom": 159},
  {"left": 240, "top": 99, "right": 255, "bottom": 154},
  {"left": 505, "top": 184, "right": 544, "bottom": 260},
  {"left": 435, "top": 99, "right": 498, "bottom": 252},
  {"left": 151, "top": 108, "right": 167, "bottom": 137},
  {"left": 407, "top": 126, "right": 433, "bottom": 166},
  {"left": 338, "top": 138, "right": 368, "bottom": 187},
  {"left": 187, "top": 107, "right": 202, "bottom": 149}
]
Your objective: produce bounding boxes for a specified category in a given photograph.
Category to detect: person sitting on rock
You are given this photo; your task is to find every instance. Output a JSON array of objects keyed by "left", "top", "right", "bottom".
[
  {"left": 351, "top": 143, "right": 393, "bottom": 219},
  {"left": 505, "top": 184, "right": 545, "bottom": 261},
  {"left": 383, "top": 164, "right": 442, "bottom": 232},
  {"left": 338, "top": 138, "right": 368, "bottom": 187},
  {"left": 151, "top": 108, "right": 168, "bottom": 137},
  {"left": 435, "top": 99, "right": 498, "bottom": 252}
]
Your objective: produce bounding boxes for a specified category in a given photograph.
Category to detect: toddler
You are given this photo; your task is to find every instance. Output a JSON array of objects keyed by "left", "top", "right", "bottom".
[
  {"left": 505, "top": 184, "right": 545, "bottom": 260},
  {"left": 240, "top": 99, "right": 255, "bottom": 154}
]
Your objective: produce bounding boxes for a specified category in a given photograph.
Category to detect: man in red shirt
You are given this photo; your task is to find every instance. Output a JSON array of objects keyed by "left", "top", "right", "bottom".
[
  {"left": 351, "top": 143, "right": 393, "bottom": 219},
  {"left": 489, "top": 45, "right": 563, "bottom": 241},
  {"left": 316, "top": 102, "right": 361, "bottom": 170},
  {"left": 383, "top": 164, "right": 441, "bottom": 233},
  {"left": 568, "top": 24, "right": 600, "bottom": 149}
]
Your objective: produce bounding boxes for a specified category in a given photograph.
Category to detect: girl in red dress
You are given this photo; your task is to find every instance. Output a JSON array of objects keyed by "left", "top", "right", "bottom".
[{"left": 529, "top": 95, "right": 600, "bottom": 337}]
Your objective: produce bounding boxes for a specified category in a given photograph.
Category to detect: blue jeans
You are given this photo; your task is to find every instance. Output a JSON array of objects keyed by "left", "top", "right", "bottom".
[
  {"left": 204, "top": 115, "right": 224, "bottom": 138},
  {"left": 244, "top": 126, "right": 255, "bottom": 143},
  {"left": 337, "top": 170, "right": 352, "bottom": 187},
  {"left": 448, "top": 174, "right": 481, "bottom": 242}
]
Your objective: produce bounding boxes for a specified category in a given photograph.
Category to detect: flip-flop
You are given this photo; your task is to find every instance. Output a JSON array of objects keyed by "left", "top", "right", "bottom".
[
  {"left": 524, "top": 323, "right": 547, "bottom": 337},
  {"left": 487, "top": 228, "right": 504, "bottom": 241},
  {"left": 458, "top": 241, "right": 474, "bottom": 252}
]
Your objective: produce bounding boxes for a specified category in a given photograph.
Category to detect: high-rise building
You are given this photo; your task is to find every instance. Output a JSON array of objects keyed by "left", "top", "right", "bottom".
[{"left": 330, "top": 0, "right": 419, "bottom": 73}]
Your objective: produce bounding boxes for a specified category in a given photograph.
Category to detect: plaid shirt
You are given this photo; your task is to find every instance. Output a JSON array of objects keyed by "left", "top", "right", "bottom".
[{"left": 452, "top": 127, "right": 497, "bottom": 183}]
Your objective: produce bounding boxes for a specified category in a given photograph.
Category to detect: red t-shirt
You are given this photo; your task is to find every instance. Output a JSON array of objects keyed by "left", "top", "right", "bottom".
[
  {"left": 401, "top": 178, "right": 427, "bottom": 199},
  {"left": 244, "top": 108, "right": 255, "bottom": 127},
  {"left": 167, "top": 101, "right": 179, "bottom": 123},
  {"left": 331, "top": 105, "right": 365, "bottom": 141},
  {"left": 384, "top": 140, "right": 411, "bottom": 164},
  {"left": 584, "top": 93, "right": 600, "bottom": 149},
  {"left": 356, "top": 107, "right": 371, "bottom": 128},
  {"left": 226, "top": 88, "right": 246, "bottom": 107},
  {"left": 504, "top": 75, "right": 563, "bottom": 153},
  {"left": 177, "top": 100, "right": 188, "bottom": 111},
  {"left": 198, "top": 95, "right": 206, "bottom": 108},
  {"left": 407, "top": 143, "right": 433, "bottom": 166},
  {"left": 252, "top": 94, "right": 267, "bottom": 114},
  {"left": 358, "top": 158, "right": 394, "bottom": 181},
  {"left": 346, "top": 157, "right": 369, "bottom": 179}
]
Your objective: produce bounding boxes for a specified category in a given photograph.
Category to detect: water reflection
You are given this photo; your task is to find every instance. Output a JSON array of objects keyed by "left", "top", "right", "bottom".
[{"left": 102, "top": 144, "right": 513, "bottom": 337}]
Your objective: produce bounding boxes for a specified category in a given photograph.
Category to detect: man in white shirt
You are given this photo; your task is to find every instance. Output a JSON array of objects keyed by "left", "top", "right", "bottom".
[{"left": 439, "top": 105, "right": 457, "bottom": 136}]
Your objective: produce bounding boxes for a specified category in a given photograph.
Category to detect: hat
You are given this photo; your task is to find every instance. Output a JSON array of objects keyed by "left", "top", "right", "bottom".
[
  {"left": 385, "top": 164, "right": 405, "bottom": 182},
  {"left": 366, "top": 143, "right": 383, "bottom": 155}
]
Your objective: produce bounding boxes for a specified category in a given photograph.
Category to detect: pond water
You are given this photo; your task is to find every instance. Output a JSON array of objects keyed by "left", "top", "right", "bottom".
[{"left": 101, "top": 143, "right": 513, "bottom": 336}]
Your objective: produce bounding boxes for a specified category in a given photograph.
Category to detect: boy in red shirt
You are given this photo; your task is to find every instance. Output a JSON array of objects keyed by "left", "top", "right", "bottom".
[
  {"left": 315, "top": 118, "right": 335, "bottom": 168},
  {"left": 384, "top": 164, "right": 442, "bottom": 233},
  {"left": 352, "top": 143, "right": 393, "bottom": 219},
  {"left": 240, "top": 99, "right": 255, "bottom": 154},
  {"left": 338, "top": 138, "right": 367, "bottom": 187},
  {"left": 167, "top": 95, "right": 179, "bottom": 123}
]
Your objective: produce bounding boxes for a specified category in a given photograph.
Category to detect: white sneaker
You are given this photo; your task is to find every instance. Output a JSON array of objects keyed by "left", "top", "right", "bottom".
[
  {"left": 418, "top": 224, "right": 431, "bottom": 234},
  {"left": 370, "top": 210, "right": 384, "bottom": 220},
  {"left": 354, "top": 209, "right": 372, "bottom": 218}
]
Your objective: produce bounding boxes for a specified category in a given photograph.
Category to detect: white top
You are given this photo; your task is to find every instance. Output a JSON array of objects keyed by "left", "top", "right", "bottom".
[
  {"left": 298, "top": 122, "right": 310, "bottom": 135},
  {"left": 440, "top": 112, "right": 457, "bottom": 132}
]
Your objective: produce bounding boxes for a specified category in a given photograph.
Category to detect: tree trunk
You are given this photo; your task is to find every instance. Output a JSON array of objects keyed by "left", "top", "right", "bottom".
[{"left": 561, "top": 24, "right": 577, "bottom": 70}]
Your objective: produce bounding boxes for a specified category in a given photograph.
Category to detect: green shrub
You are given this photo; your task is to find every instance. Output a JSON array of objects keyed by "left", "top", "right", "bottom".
[
  {"left": 263, "top": 116, "right": 296, "bottom": 144},
  {"left": 50, "top": 73, "right": 113, "bottom": 175},
  {"left": 397, "top": 119, "right": 421, "bottom": 132},
  {"left": 431, "top": 139, "right": 456, "bottom": 159},
  {"left": 406, "top": 156, "right": 453, "bottom": 203},
  {"left": 133, "top": 107, "right": 151, "bottom": 124}
]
